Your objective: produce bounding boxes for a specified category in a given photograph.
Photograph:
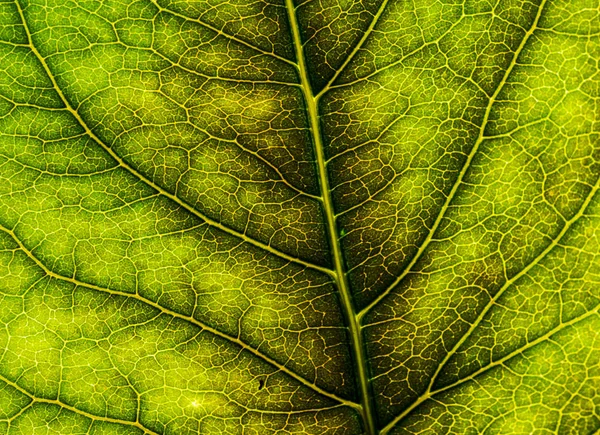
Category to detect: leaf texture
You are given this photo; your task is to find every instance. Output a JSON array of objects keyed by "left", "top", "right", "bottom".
[{"left": 0, "top": 0, "right": 599, "bottom": 434}]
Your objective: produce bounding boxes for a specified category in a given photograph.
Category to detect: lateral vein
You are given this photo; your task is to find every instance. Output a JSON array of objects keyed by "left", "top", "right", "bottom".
[
  {"left": 380, "top": 300, "right": 600, "bottom": 435},
  {"left": 359, "top": 0, "right": 548, "bottom": 321},
  {"left": 147, "top": 0, "right": 297, "bottom": 68},
  {"left": 13, "top": 0, "right": 334, "bottom": 279},
  {"left": 0, "top": 222, "right": 358, "bottom": 410},
  {"left": 427, "top": 169, "right": 600, "bottom": 395},
  {"left": 316, "top": 0, "right": 391, "bottom": 99},
  {"left": 0, "top": 373, "right": 160, "bottom": 435}
]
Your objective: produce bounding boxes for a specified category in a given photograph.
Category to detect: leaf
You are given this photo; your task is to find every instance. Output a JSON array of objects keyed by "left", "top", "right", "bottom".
[{"left": 0, "top": 0, "right": 599, "bottom": 434}]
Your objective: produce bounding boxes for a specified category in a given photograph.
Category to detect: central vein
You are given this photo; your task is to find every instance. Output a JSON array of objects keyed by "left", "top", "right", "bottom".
[{"left": 284, "top": 2, "right": 377, "bottom": 434}]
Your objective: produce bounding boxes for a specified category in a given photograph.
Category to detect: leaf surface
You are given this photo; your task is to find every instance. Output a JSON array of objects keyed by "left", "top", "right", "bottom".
[{"left": 0, "top": 0, "right": 599, "bottom": 434}]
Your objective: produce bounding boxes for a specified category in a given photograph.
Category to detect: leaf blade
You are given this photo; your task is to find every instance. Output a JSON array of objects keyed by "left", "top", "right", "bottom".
[{"left": 1, "top": 0, "right": 599, "bottom": 433}]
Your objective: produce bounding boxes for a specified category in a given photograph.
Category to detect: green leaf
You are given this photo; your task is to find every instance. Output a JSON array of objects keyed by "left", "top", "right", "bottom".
[{"left": 0, "top": 0, "right": 599, "bottom": 433}]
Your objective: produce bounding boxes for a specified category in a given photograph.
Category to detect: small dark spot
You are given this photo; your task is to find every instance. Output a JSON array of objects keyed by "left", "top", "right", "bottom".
[{"left": 258, "top": 379, "right": 265, "bottom": 391}]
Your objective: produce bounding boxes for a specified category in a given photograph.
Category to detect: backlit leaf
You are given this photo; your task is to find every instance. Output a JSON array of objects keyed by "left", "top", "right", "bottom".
[{"left": 0, "top": 0, "right": 599, "bottom": 434}]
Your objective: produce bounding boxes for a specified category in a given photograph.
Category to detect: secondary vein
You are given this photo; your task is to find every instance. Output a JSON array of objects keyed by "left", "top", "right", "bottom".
[
  {"left": 316, "top": 0, "right": 390, "bottom": 99},
  {"left": 0, "top": 372, "right": 160, "bottom": 435},
  {"left": 13, "top": 0, "right": 333, "bottom": 280},
  {"left": 427, "top": 167, "right": 600, "bottom": 396},
  {"left": 147, "top": 0, "right": 297, "bottom": 68},
  {"left": 0, "top": 222, "right": 359, "bottom": 411},
  {"left": 380, "top": 299, "right": 600, "bottom": 435},
  {"left": 358, "top": 0, "right": 549, "bottom": 321}
]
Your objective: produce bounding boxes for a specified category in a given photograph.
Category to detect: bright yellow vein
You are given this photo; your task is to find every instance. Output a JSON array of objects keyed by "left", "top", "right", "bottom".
[{"left": 0, "top": 0, "right": 599, "bottom": 434}]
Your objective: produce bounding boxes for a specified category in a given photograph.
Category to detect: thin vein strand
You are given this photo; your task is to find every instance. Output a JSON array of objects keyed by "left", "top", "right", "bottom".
[
  {"left": 13, "top": 0, "right": 334, "bottom": 279},
  {"left": 427, "top": 170, "right": 600, "bottom": 395},
  {"left": 359, "top": 0, "right": 548, "bottom": 322},
  {"left": 380, "top": 300, "right": 600, "bottom": 435},
  {"left": 0, "top": 223, "right": 358, "bottom": 411},
  {"left": 147, "top": 0, "right": 297, "bottom": 68},
  {"left": 0, "top": 372, "right": 160, "bottom": 435},
  {"left": 316, "top": 0, "right": 390, "bottom": 99}
]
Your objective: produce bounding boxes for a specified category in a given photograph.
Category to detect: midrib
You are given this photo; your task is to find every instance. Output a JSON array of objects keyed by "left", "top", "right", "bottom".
[{"left": 284, "top": 1, "right": 377, "bottom": 434}]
